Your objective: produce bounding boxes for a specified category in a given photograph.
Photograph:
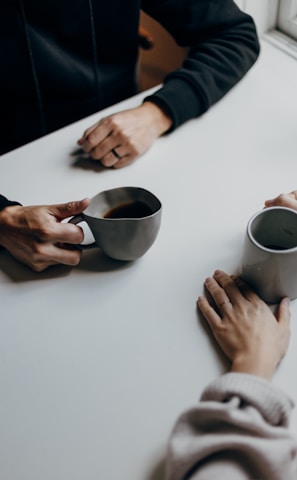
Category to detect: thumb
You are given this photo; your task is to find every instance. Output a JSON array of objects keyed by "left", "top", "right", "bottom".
[
  {"left": 276, "top": 297, "right": 291, "bottom": 328},
  {"left": 51, "top": 198, "right": 90, "bottom": 220}
]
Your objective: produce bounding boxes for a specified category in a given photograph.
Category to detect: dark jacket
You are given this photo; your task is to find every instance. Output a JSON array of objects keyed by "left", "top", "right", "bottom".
[{"left": 0, "top": 0, "right": 259, "bottom": 207}]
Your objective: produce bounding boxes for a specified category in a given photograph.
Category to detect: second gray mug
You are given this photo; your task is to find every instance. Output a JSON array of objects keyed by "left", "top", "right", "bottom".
[{"left": 240, "top": 206, "right": 297, "bottom": 303}]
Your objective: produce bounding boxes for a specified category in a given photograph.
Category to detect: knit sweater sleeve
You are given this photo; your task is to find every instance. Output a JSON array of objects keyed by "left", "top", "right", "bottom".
[
  {"left": 142, "top": 0, "right": 260, "bottom": 131},
  {"left": 0, "top": 195, "right": 21, "bottom": 211},
  {"left": 166, "top": 373, "right": 297, "bottom": 480}
]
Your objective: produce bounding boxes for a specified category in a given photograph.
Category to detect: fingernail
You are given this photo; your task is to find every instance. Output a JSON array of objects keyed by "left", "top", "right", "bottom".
[
  {"left": 214, "top": 269, "right": 223, "bottom": 275},
  {"left": 78, "top": 198, "right": 89, "bottom": 207}
]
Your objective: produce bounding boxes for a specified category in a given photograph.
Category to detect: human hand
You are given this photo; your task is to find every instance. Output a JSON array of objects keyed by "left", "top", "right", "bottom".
[
  {"left": 77, "top": 101, "right": 172, "bottom": 168},
  {"left": 197, "top": 270, "right": 291, "bottom": 380},
  {"left": 265, "top": 190, "right": 297, "bottom": 211},
  {"left": 0, "top": 198, "right": 90, "bottom": 271}
]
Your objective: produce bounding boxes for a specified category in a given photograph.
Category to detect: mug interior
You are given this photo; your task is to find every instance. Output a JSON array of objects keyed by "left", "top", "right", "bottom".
[
  {"left": 249, "top": 207, "right": 297, "bottom": 250},
  {"left": 86, "top": 187, "right": 161, "bottom": 219}
]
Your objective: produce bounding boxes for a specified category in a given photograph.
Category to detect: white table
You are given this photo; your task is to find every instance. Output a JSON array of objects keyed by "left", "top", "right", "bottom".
[{"left": 1, "top": 40, "right": 297, "bottom": 480}]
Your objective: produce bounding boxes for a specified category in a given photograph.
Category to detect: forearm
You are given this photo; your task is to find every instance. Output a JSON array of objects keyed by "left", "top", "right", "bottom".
[
  {"left": 166, "top": 373, "right": 297, "bottom": 480},
  {"left": 143, "top": 0, "right": 260, "bottom": 129}
]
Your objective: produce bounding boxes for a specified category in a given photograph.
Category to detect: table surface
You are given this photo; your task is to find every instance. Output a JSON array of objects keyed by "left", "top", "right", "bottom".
[{"left": 1, "top": 40, "right": 297, "bottom": 480}]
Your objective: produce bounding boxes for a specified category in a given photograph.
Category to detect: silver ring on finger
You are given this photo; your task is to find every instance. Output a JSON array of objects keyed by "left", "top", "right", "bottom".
[{"left": 111, "top": 148, "right": 121, "bottom": 159}]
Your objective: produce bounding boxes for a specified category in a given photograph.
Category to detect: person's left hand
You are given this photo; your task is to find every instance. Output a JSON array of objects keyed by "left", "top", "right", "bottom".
[
  {"left": 197, "top": 270, "right": 291, "bottom": 380},
  {"left": 77, "top": 102, "right": 172, "bottom": 168}
]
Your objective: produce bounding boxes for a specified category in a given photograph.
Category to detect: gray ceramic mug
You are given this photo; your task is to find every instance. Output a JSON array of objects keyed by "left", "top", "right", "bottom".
[
  {"left": 68, "top": 186, "right": 162, "bottom": 261},
  {"left": 240, "top": 206, "right": 297, "bottom": 303}
]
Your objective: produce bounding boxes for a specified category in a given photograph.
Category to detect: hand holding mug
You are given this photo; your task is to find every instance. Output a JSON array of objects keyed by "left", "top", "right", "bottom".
[
  {"left": 265, "top": 190, "right": 297, "bottom": 211},
  {"left": 0, "top": 199, "right": 90, "bottom": 271}
]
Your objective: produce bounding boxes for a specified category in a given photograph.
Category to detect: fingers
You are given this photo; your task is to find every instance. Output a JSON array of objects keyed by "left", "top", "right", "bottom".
[
  {"left": 52, "top": 198, "right": 90, "bottom": 220},
  {"left": 197, "top": 295, "right": 222, "bottom": 329},
  {"left": 41, "top": 198, "right": 90, "bottom": 244},
  {"left": 113, "top": 154, "right": 135, "bottom": 169},
  {"left": 24, "top": 245, "right": 83, "bottom": 272},
  {"left": 77, "top": 122, "right": 104, "bottom": 150},
  {"left": 276, "top": 297, "right": 291, "bottom": 327},
  {"left": 77, "top": 116, "right": 125, "bottom": 165},
  {"left": 198, "top": 270, "right": 261, "bottom": 325},
  {"left": 206, "top": 270, "right": 243, "bottom": 307},
  {"left": 265, "top": 191, "right": 297, "bottom": 211},
  {"left": 43, "top": 243, "right": 83, "bottom": 267},
  {"left": 76, "top": 105, "right": 162, "bottom": 168},
  {"left": 232, "top": 275, "right": 262, "bottom": 303},
  {"left": 275, "top": 297, "right": 291, "bottom": 361},
  {"left": 197, "top": 271, "right": 236, "bottom": 332},
  {"left": 99, "top": 147, "right": 133, "bottom": 168},
  {"left": 50, "top": 223, "right": 85, "bottom": 244}
]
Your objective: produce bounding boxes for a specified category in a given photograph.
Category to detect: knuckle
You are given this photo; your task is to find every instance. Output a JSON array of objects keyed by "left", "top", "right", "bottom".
[
  {"left": 66, "top": 202, "right": 74, "bottom": 212},
  {"left": 107, "top": 116, "right": 119, "bottom": 130},
  {"left": 90, "top": 145, "right": 105, "bottom": 161},
  {"left": 89, "top": 148, "right": 100, "bottom": 160},
  {"left": 68, "top": 252, "right": 81, "bottom": 266},
  {"left": 35, "top": 226, "right": 52, "bottom": 242},
  {"left": 31, "top": 241, "right": 46, "bottom": 256},
  {"left": 75, "top": 228, "right": 84, "bottom": 243},
  {"left": 87, "top": 131, "right": 98, "bottom": 147},
  {"left": 101, "top": 155, "right": 115, "bottom": 168},
  {"left": 129, "top": 142, "right": 140, "bottom": 156},
  {"left": 32, "top": 263, "right": 47, "bottom": 272},
  {"left": 276, "top": 193, "right": 287, "bottom": 206}
]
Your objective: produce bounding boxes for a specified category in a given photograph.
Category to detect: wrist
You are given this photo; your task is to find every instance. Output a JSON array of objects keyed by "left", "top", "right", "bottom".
[
  {"left": 231, "top": 354, "right": 277, "bottom": 381},
  {"left": 0, "top": 205, "right": 23, "bottom": 248},
  {"left": 141, "top": 101, "right": 173, "bottom": 135}
]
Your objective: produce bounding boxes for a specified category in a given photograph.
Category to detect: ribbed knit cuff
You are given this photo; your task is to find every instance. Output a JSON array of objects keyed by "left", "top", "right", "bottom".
[
  {"left": 201, "top": 373, "right": 295, "bottom": 427},
  {"left": 143, "top": 76, "right": 206, "bottom": 132}
]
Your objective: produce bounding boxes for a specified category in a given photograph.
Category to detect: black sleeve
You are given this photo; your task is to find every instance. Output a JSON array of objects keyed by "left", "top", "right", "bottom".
[
  {"left": 142, "top": 0, "right": 260, "bottom": 130},
  {"left": 0, "top": 195, "right": 21, "bottom": 211}
]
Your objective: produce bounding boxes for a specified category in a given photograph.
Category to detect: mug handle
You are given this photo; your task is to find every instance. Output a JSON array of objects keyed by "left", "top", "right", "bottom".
[{"left": 67, "top": 214, "right": 97, "bottom": 250}]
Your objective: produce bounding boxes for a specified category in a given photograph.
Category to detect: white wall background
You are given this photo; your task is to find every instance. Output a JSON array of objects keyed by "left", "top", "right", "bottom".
[{"left": 236, "top": 0, "right": 279, "bottom": 34}]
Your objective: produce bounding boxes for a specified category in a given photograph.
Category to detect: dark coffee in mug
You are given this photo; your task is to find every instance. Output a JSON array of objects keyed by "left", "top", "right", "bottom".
[
  {"left": 104, "top": 201, "right": 153, "bottom": 219},
  {"left": 263, "top": 244, "right": 289, "bottom": 251}
]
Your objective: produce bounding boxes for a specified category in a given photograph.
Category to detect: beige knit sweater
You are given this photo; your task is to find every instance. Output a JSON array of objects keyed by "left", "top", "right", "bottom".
[{"left": 166, "top": 373, "right": 297, "bottom": 480}]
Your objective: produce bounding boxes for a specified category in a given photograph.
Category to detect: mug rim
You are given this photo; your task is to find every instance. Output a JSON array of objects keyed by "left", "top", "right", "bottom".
[
  {"left": 86, "top": 186, "right": 162, "bottom": 220},
  {"left": 247, "top": 206, "right": 297, "bottom": 253}
]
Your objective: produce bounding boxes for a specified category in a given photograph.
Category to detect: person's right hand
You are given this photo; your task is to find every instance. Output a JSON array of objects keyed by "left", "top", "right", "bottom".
[
  {"left": 197, "top": 270, "right": 291, "bottom": 380},
  {"left": 0, "top": 198, "right": 90, "bottom": 271},
  {"left": 265, "top": 190, "right": 297, "bottom": 211},
  {"left": 77, "top": 102, "right": 172, "bottom": 169}
]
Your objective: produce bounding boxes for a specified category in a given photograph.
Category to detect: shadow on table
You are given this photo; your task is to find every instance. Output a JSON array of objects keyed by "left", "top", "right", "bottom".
[
  {"left": 69, "top": 148, "right": 107, "bottom": 173},
  {"left": 0, "top": 248, "right": 133, "bottom": 283},
  {"left": 77, "top": 248, "right": 133, "bottom": 273}
]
